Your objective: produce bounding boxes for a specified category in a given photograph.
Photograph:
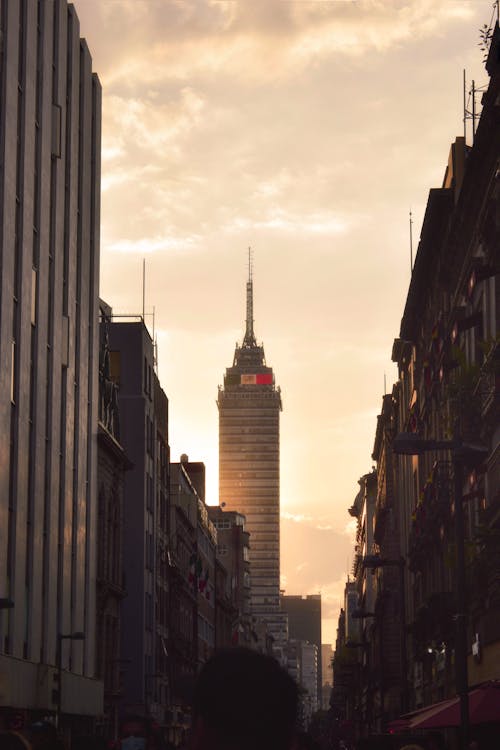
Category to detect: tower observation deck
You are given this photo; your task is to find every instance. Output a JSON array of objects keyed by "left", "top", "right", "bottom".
[{"left": 217, "top": 255, "right": 283, "bottom": 632}]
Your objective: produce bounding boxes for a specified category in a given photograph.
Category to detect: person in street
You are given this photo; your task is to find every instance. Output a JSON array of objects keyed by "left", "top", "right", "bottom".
[
  {"left": 296, "top": 731, "right": 321, "bottom": 750},
  {"left": 425, "top": 732, "right": 446, "bottom": 750},
  {"left": 29, "top": 721, "right": 63, "bottom": 750},
  {"left": 118, "top": 716, "right": 153, "bottom": 750},
  {"left": 0, "top": 731, "right": 32, "bottom": 750},
  {"left": 189, "top": 647, "right": 299, "bottom": 750}
]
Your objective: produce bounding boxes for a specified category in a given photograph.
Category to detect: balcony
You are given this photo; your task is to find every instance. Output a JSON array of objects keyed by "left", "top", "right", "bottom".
[
  {"left": 473, "top": 339, "right": 499, "bottom": 422},
  {"left": 408, "top": 461, "right": 452, "bottom": 572}
]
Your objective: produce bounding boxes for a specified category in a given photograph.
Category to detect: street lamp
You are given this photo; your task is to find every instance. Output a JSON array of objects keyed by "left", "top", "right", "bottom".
[
  {"left": 56, "top": 631, "right": 85, "bottom": 729},
  {"left": 392, "top": 430, "right": 488, "bottom": 750}
]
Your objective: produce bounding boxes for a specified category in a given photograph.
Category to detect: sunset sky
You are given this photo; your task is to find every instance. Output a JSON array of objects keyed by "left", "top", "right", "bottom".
[{"left": 74, "top": 0, "right": 494, "bottom": 644}]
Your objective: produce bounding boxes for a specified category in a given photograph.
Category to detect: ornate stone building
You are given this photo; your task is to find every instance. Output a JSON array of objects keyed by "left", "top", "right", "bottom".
[{"left": 390, "top": 22, "right": 500, "bottom": 718}]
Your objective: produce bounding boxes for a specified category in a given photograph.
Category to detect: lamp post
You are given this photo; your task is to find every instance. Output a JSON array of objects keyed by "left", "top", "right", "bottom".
[
  {"left": 392, "top": 431, "right": 488, "bottom": 750},
  {"left": 56, "top": 631, "right": 85, "bottom": 730}
]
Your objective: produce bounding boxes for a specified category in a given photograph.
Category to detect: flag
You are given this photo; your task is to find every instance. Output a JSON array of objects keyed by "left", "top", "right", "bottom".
[{"left": 225, "top": 373, "right": 273, "bottom": 386}]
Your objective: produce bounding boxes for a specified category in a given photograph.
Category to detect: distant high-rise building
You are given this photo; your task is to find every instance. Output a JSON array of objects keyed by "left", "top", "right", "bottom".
[
  {"left": 300, "top": 641, "right": 319, "bottom": 725},
  {"left": 217, "top": 256, "right": 284, "bottom": 643},
  {"left": 321, "top": 644, "right": 334, "bottom": 709},
  {"left": 0, "top": 0, "right": 102, "bottom": 725},
  {"left": 281, "top": 594, "right": 322, "bottom": 707}
]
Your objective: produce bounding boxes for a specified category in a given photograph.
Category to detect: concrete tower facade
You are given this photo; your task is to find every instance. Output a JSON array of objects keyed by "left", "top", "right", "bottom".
[
  {"left": 0, "top": 0, "right": 102, "bottom": 721},
  {"left": 217, "top": 257, "right": 284, "bottom": 642}
]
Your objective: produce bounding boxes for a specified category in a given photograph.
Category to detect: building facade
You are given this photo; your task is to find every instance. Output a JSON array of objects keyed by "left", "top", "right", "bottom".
[
  {"left": 96, "top": 306, "right": 131, "bottom": 738},
  {"left": 168, "top": 461, "right": 198, "bottom": 740},
  {"left": 391, "top": 26, "right": 500, "bottom": 714},
  {"left": 107, "top": 320, "right": 170, "bottom": 723},
  {"left": 208, "top": 506, "right": 252, "bottom": 646},
  {"left": 217, "top": 261, "right": 284, "bottom": 643},
  {"left": 321, "top": 644, "right": 334, "bottom": 710},
  {"left": 0, "top": 0, "right": 102, "bottom": 727},
  {"left": 300, "top": 641, "right": 319, "bottom": 726},
  {"left": 335, "top": 22, "right": 500, "bottom": 743}
]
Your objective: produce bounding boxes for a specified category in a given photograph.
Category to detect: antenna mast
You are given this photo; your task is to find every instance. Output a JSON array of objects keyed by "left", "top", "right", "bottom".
[
  {"left": 244, "top": 247, "right": 256, "bottom": 346},
  {"left": 142, "top": 258, "right": 146, "bottom": 322},
  {"left": 463, "top": 69, "right": 467, "bottom": 145},
  {"left": 409, "top": 209, "right": 414, "bottom": 273}
]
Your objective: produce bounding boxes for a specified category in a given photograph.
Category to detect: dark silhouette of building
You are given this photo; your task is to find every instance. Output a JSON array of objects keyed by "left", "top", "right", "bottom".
[
  {"left": 168, "top": 457, "right": 217, "bottom": 739},
  {"left": 217, "top": 258, "right": 287, "bottom": 648},
  {"left": 337, "top": 22, "right": 500, "bottom": 742},
  {"left": 390, "top": 25, "right": 500, "bottom": 714},
  {"left": 96, "top": 305, "right": 131, "bottom": 738},
  {"left": 168, "top": 460, "right": 198, "bottom": 741},
  {"left": 107, "top": 319, "right": 170, "bottom": 724},
  {"left": 208, "top": 506, "right": 252, "bottom": 646},
  {"left": 0, "top": 0, "right": 102, "bottom": 728}
]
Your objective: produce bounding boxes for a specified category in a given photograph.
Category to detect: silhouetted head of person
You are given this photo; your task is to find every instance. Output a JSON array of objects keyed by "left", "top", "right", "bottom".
[
  {"left": 296, "top": 731, "right": 321, "bottom": 750},
  {"left": 0, "top": 731, "right": 32, "bottom": 750},
  {"left": 426, "top": 733, "right": 446, "bottom": 750},
  {"left": 29, "top": 721, "right": 61, "bottom": 750},
  {"left": 191, "top": 648, "right": 299, "bottom": 750},
  {"left": 119, "top": 715, "right": 154, "bottom": 750}
]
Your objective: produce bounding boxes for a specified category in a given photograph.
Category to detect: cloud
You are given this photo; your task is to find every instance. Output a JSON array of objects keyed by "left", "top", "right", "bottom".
[
  {"left": 106, "top": 234, "right": 202, "bottom": 255},
  {"left": 224, "top": 209, "right": 349, "bottom": 236},
  {"left": 281, "top": 511, "right": 315, "bottom": 524},
  {"left": 78, "top": 0, "right": 478, "bottom": 87}
]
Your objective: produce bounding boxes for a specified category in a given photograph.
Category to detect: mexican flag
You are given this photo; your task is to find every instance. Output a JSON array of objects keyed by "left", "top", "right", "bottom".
[{"left": 225, "top": 373, "right": 273, "bottom": 385}]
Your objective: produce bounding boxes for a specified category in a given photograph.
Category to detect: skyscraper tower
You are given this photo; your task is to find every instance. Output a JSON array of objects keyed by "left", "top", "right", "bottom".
[
  {"left": 0, "top": 0, "right": 102, "bottom": 722},
  {"left": 218, "top": 253, "right": 286, "bottom": 644}
]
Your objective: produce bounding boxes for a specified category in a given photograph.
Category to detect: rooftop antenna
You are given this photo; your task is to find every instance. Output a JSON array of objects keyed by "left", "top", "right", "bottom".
[
  {"left": 463, "top": 69, "right": 467, "bottom": 145},
  {"left": 142, "top": 258, "right": 146, "bottom": 322},
  {"left": 409, "top": 208, "right": 414, "bottom": 273},
  {"left": 384, "top": 372, "right": 387, "bottom": 396},
  {"left": 244, "top": 247, "right": 256, "bottom": 346},
  {"left": 472, "top": 79, "right": 477, "bottom": 142}
]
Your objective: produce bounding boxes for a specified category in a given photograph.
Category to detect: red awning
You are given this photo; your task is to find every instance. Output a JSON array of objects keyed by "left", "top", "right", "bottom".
[{"left": 388, "top": 681, "right": 500, "bottom": 732}]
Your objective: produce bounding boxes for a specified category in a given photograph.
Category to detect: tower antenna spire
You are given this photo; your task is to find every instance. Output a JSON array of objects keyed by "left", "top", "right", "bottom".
[
  {"left": 244, "top": 247, "right": 256, "bottom": 346},
  {"left": 409, "top": 208, "right": 414, "bottom": 273}
]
